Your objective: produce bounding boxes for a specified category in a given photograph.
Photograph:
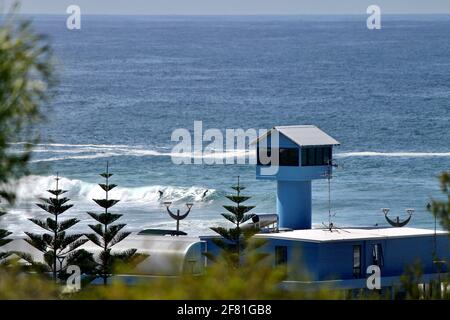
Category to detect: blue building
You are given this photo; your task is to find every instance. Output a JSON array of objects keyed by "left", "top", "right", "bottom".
[
  {"left": 202, "top": 125, "right": 450, "bottom": 293},
  {"left": 201, "top": 226, "right": 449, "bottom": 291}
]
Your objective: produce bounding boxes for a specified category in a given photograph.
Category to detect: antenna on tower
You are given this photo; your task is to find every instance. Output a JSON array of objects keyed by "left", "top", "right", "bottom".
[{"left": 321, "top": 159, "right": 344, "bottom": 232}]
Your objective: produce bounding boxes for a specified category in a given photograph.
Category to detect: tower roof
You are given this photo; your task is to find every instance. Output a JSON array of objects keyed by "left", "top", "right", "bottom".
[{"left": 252, "top": 125, "right": 340, "bottom": 147}]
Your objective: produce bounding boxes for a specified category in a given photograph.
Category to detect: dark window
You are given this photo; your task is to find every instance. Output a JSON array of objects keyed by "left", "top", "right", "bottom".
[
  {"left": 257, "top": 148, "right": 299, "bottom": 167},
  {"left": 301, "top": 146, "right": 332, "bottom": 166},
  {"left": 301, "top": 147, "right": 308, "bottom": 166},
  {"left": 372, "top": 244, "right": 384, "bottom": 267},
  {"left": 316, "top": 147, "right": 323, "bottom": 165},
  {"left": 309, "top": 148, "right": 315, "bottom": 165},
  {"left": 275, "top": 246, "right": 288, "bottom": 266},
  {"left": 353, "top": 245, "right": 362, "bottom": 278},
  {"left": 279, "top": 148, "right": 299, "bottom": 166},
  {"left": 323, "top": 147, "right": 331, "bottom": 165}
]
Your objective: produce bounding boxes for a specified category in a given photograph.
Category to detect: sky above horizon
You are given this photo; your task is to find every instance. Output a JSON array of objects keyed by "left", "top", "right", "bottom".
[{"left": 2, "top": 0, "right": 450, "bottom": 15}]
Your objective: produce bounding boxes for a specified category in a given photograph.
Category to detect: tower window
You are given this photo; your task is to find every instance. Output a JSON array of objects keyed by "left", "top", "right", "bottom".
[
  {"left": 257, "top": 148, "right": 299, "bottom": 166},
  {"left": 353, "top": 245, "right": 362, "bottom": 278},
  {"left": 301, "top": 146, "right": 332, "bottom": 166},
  {"left": 279, "top": 148, "right": 299, "bottom": 166}
]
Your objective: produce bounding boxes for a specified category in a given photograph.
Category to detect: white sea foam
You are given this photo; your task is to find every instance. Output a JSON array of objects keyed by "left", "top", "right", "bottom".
[
  {"left": 336, "top": 151, "right": 450, "bottom": 158},
  {"left": 15, "top": 142, "right": 254, "bottom": 163},
  {"left": 10, "top": 142, "right": 131, "bottom": 148},
  {"left": 12, "top": 142, "right": 450, "bottom": 162},
  {"left": 30, "top": 153, "right": 121, "bottom": 163},
  {"left": 11, "top": 175, "right": 215, "bottom": 204}
]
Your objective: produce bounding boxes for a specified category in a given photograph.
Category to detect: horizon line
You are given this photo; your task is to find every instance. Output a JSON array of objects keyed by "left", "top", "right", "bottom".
[{"left": 15, "top": 13, "right": 450, "bottom": 17}]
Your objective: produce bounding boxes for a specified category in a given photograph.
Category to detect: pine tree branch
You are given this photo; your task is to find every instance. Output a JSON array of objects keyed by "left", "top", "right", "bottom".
[
  {"left": 87, "top": 212, "right": 122, "bottom": 225},
  {"left": 0, "top": 228, "right": 13, "bottom": 240},
  {"left": 210, "top": 227, "right": 233, "bottom": 241},
  {"left": 223, "top": 205, "right": 255, "bottom": 216},
  {"left": 93, "top": 199, "right": 120, "bottom": 209},
  {"left": 99, "top": 183, "right": 117, "bottom": 192},
  {"left": 0, "top": 237, "right": 13, "bottom": 247},
  {"left": 220, "top": 213, "right": 237, "bottom": 224},
  {"left": 42, "top": 233, "right": 54, "bottom": 247},
  {"left": 60, "top": 234, "right": 85, "bottom": 251},
  {"left": 35, "top": 203, "right": 55, "bottom": 214},
  {"left": 46, "top": 217, "right": 57, "bottom": 232},
  {"left": 225, "top": 195, "right": 251, "bottom": 204},
  {"left": 58, "top": 218, "right": 80, "bottom": 232},
  {"left": 63, "top": 237, "right": 89, "bottom": 254},
  {"left": 241, "top": 213, "right": 256, "bottom": 224},
  {"left": 111, "top": 249, "right": 138, "bottom": 264},
  {"left": 85, "top": 233, "right": 103, "bottom": 248},
  {"left": 109, "top": 231, "right": 130, "bottom": 247},
  {"left": 40, "top": 197, "right": 70, "bottom": 206},
  {"left": 56, "top": 204, "right": 74, "bottom": 215},
  {"left": 24, "top": 232, "right": 48, "bottom": 252},
  {"left": 43, "top": 251, "right": 56, "bottom": 271},
  {"left": 47, "top": 189, "right": 67, "bottom": 196},
  {"left": 105, "top": 224, "right": 127, "bottom": 242},
  {"left": 88, "top": 224, "right": 104, "bottom": 237}
]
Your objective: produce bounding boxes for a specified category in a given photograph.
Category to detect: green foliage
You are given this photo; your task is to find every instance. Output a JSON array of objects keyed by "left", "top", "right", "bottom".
[
  {"left": 207, "top": 176, "right": 265, "bottom": 268},
  {"left": 23, "top": 174, "right": 88, "bottom": 280},
  {"left": 398, "top": 261, "right": 448, "bottom": 300},
  {"left": 0, "top": 205, "right": 12, "bottom": 263},
  {"left": 0, "top": 2, "right": 55, "bottom": 204},
  {"left": 0, "top": 1, "right": 54, "bottom": 269},
  {"left": 399, "top": 261, "right": 425, "bottom": 299},
  {"left": 86, "top": 163, "right": 142, "bottom": 285},
  {"left": 0, "top": 2, "right": 54, "bottom": 269},
  {"left": 75, "top": 252, "right": 342, "bottom": 300},
  {"left": 0, "top": 264, "right": 60, "bottom": 299},
  {"left": 397, "top": 172, "right": 450, "bottom": 300}
]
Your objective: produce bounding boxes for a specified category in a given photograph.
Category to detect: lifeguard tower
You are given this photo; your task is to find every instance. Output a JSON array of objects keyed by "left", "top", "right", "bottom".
[{"left": 253, "top": 125, "right": 340, "bottom": 230}]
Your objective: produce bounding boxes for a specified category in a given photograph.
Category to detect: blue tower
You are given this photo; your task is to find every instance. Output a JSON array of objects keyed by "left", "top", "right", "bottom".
[{"left": 254, "top": 125, "right": 339, "bottom": 230}]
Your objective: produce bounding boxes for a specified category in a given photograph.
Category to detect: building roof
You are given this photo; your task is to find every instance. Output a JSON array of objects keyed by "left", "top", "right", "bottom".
[
  {"left": 252, "top": 125, "right": 340, "bottom": 147},
  {"left": 256, "top": 227, "right": 448, "bottom": 243}
]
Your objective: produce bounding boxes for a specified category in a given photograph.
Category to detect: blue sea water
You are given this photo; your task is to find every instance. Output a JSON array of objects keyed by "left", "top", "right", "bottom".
[{"left": 4, "top": 15, "right": 450, "bottom": 235}]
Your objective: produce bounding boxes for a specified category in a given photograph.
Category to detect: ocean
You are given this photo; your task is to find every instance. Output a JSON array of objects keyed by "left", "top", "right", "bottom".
[{"left": 4, "top": 15, "right": 450, "bottom": 235}]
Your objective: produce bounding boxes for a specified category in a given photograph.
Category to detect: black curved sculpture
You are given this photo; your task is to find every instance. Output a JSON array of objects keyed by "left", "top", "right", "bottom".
[
  {"left": 382, "top": 208, "right": 414, "bottom": 227},
  {"left": 163, "top": 202, "right": 193, "bottom": 236}
]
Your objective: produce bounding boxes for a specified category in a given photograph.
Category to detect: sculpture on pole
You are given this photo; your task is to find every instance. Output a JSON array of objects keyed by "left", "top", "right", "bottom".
[
  {"left": 382, "top": 208, "right": 414, "bottom": 227},
  {"left": 163, "top": 202, "right": 193, "bottom": 236}
]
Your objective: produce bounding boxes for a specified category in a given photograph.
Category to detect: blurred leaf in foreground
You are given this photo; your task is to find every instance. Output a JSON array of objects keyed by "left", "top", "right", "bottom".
[{"left": 0, "top": 2, "right": 55, "bottom": 203}]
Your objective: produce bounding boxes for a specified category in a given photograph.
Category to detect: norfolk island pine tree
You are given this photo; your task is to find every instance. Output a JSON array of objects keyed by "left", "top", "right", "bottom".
[
  {"left": 206, "top": 176, "right": 267, "bottom": 268},
  {"left": 85, "top": 162, "right": 146, "bottom": 285},
  {"left": 22, "top": 173, "right": 89, "bottom": 281}
]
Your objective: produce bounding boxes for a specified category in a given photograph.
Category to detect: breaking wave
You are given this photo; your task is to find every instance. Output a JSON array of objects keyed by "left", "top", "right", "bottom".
[{"left": 12, "top": 175, "right": 215, "bottom": 204}]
